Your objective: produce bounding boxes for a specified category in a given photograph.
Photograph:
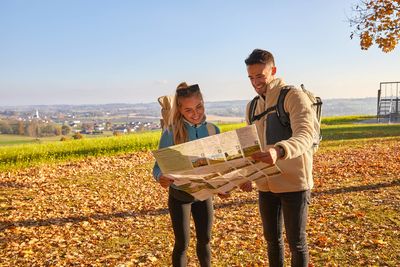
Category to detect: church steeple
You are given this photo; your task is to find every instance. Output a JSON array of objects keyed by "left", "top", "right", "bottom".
[{"left": 34, "top": 109, "right": 40, "bottom": 119}]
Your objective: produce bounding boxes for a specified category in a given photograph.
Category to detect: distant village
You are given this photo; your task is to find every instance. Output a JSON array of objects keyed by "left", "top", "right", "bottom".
[
  {"left": 0, "top": 97, "right": 379, "bottom": 138},
  {"left": 0, "top": 108, "right": 161, "bottom": 137}
]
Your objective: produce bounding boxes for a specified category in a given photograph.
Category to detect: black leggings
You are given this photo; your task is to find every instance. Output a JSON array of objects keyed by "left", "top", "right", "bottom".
[{"left": 168, "top": 194, "right": 213, "bottom": 267}]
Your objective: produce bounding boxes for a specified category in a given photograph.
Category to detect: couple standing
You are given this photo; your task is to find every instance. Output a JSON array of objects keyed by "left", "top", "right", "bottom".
[{"left": 152, "top": 48, "right": 315, "bottom": 267}]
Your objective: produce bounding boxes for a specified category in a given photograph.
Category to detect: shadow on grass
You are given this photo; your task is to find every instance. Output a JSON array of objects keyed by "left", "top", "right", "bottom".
[
  {"left": 1, "top": 179, "right": 398, "bottom": 232},
  {"left": 0, "top": 181, "right": 27, "bottom": 189},
  {"left": 312, "top": 179, "right": 400, "bottom": 196}
]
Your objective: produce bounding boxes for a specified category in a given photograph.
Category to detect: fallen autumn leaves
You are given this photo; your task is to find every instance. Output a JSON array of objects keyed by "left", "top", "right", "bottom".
[{"left": 1, "top": 137, "right": 399, "bottom": 266}]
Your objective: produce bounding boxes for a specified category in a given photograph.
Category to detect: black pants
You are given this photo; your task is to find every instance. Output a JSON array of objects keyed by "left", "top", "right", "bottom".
[
  {"left": 259, "top": 190, "right": 310, "bottom": 267},
  {"left": 168, "top": 194, "right": 213, "bottom": 267}
]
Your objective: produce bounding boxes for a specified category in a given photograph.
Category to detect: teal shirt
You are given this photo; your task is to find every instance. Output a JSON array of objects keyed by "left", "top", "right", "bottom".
[{"left": 152, "top": 121, "right": 220, "bottom": 181}]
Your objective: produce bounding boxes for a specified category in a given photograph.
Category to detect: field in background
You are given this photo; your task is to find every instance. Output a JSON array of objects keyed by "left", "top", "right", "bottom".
[
  {"left": 1, "top": 116, "right": 400, "bottom": 171},
  {"left": 0, "top": 123, "right": 246, "bottom": 171},
  {"left": 0, "top": 134, "right": 57, "bottom": 146},
  {"left": 0, "top": 115, "right": 378, "bottom": 147},
  {"left": 0, "top": 131, "right": 115, "bottom": 146},
  {"left": 320, "top": 115, "right": 375, "bottom": 125}
]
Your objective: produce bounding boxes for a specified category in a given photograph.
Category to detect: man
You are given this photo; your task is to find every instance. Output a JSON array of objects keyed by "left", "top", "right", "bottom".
[{"left": 243, "top": 49, "right": 315, "bottom": 267}]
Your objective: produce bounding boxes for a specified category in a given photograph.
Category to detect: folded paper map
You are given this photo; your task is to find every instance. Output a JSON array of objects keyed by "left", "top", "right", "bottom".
[{"left": 152, "top": 125, "right": 281, "bottom": 200}]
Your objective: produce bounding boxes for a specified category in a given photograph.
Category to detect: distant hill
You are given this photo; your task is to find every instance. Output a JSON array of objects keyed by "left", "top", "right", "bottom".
[
  {"left": 206, "top": 97, "right": 377, "bottom": 118},
  {"left": 321, "top": 97, "right": 376, "bottom": 117}
]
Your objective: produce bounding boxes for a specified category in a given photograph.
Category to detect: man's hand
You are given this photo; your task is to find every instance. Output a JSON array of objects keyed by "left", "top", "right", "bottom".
[
  {"left": 251, "top": 147, "right": 281, "bottom": 165},
  {"left": 239, "top": 181, "right": 252, "bottom": 192},
  {"left": 159, "top": 175, "right": 174, "bottom": 189}
]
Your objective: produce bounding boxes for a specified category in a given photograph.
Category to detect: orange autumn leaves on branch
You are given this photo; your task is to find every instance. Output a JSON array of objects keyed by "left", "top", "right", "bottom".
[{"left": 350, "top": 0, "right": 400, "bottom": 52}]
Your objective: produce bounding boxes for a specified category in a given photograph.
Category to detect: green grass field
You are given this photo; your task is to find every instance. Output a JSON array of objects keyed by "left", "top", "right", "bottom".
[
  {"left": 0, "top": 115, "right": 377, "bottom": 147},
  {"left": 0, "top": 134, "right": 47, "bottom": 146},
  {"left": 0, "top": 131, "right": 115, "bottom": 146},
  {"left": 0, "top": 132, "right": 160, "bottom": 171},
  {"left": 0, "top": 116, "right": 399, "bottom": 171},
  {"left": 320, "top": 115, "right": 375, "bottom": 125}
]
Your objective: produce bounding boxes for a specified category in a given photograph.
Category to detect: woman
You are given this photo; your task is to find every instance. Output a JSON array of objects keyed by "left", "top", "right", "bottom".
[{"left": 153, "top": 82, "right": 220, "bottom": 267}]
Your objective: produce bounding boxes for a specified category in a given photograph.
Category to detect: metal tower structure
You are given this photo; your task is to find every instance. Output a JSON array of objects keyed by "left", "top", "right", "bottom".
[{"left": 377, "top": 82, "right": 400, "bottom": 123}]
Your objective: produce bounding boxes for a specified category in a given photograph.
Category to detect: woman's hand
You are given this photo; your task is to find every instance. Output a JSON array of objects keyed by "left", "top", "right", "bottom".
[{"left": 159, "top": 175, "right": 174, "bottom": 189}]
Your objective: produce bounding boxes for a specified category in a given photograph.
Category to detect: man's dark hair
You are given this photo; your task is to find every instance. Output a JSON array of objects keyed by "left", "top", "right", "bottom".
[{"left": 245, "top": 49, "right": 275, "bottom": 66}]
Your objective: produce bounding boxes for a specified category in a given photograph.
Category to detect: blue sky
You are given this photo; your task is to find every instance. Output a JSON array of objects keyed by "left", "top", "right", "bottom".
[{"left": 0, "top": 0, "right": 399, "bottom": 106}]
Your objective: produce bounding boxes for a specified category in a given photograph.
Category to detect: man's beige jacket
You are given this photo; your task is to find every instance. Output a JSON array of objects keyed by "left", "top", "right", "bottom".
[{"left": 245, "top": 78, "right": 315, "bottom": 193}]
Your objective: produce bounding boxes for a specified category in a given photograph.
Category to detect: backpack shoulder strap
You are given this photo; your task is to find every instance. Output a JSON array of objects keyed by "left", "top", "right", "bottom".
[
  {"left": 276, "top": 86, "right": 292, "bottom": 127},
  {"left": 206, "top": 122, "right": 217, "bottom": 136},
  {"left": 248, "top": 96, "right": 259, "bottom": 124},
  {"left": 248, "top": 96, "right": 276, "bottom": 124}
]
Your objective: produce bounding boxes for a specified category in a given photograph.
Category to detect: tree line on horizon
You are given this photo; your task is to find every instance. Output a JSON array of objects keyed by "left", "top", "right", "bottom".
[{"left": 0, "top": 119, "right": 71, "bottom": 138}]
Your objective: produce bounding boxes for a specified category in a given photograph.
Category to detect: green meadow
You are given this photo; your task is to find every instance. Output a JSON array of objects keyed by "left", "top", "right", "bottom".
[{"left": 0, "top": 116, "right": 399, "bottom": 171}]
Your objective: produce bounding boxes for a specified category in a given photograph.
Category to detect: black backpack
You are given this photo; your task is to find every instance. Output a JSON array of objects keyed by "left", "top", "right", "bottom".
[{"left": 248, "top": 84, "right": 322, "bottom": 152}]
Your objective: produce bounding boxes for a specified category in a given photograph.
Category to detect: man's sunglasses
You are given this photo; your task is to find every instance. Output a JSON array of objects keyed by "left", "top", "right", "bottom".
[{"left": 176, "top": 84, "right": 200, "bottom": 97}]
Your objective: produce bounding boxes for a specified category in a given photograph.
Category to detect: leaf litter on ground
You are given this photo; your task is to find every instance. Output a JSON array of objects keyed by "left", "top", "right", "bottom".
[{"left": 0, "top": 137, "right": 399, "bottom": 266}]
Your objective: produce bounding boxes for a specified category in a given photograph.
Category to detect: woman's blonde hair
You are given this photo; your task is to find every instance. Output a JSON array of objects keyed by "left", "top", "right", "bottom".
[{"left": 168, "top": 82, "right": 203, "bottom": 144}]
